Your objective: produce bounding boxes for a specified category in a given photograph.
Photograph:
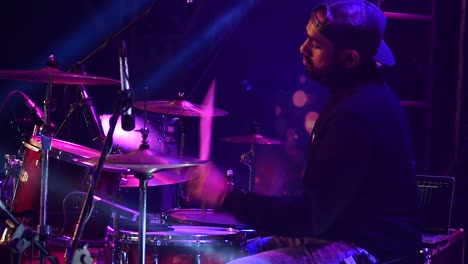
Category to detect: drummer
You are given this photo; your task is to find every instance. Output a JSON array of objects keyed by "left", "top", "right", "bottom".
[{"left": 186, "top": 0, "right": 422, "bottom": 263}]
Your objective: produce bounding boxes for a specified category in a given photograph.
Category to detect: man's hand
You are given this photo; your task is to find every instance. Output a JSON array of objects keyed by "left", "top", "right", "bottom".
[{"left": 185, "top": 162, "right": 228, "bottom": 209}]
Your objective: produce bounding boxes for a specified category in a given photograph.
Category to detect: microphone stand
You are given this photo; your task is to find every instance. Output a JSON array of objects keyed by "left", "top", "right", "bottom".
[
  {"left": 65, "top": 93, "right": 124, "bottom": 264},
  {"left": 71, "top": 0, "right": 161, "bottom": 69},
  {"left": 72, "top": 63, "right": 106, "bottom": 143}
]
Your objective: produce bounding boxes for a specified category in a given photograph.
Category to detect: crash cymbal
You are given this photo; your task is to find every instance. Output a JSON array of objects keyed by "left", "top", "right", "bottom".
[
  {"left": 221, "top": 134, "right": 284, "bottom": 144},
  {"left": 133, "top": 99, "right": 228, "bottom": 117},
  {"left": 80, "top": 148, "right": 208, "bottom": 174},
  {"left": 119, "top": 168, "right": 198, "bottom": 187},
  {"left": 0, "top": 68, "right": 120, "bottom": 85}
]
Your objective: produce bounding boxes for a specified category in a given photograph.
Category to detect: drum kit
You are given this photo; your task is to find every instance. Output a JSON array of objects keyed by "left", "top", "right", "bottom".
[{"left": 0, "top": 63, "right": 284, "bottom": 264}]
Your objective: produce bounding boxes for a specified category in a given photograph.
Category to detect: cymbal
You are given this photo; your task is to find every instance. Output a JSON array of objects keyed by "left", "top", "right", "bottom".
[
  {"left": 0, "top": 68, "right": 120, "bottom": 85},
  {"left": 221, "top": 134, "right": 284, "bottom": 144},
  {"left": 133, "top": 99, "right": 228, "bottom": 117},
  {"left": 119, "top": 168, "right": 198, "bottom": 187},
  {"left": 80, "top": 148, "right": 207, "bottom": 174}
]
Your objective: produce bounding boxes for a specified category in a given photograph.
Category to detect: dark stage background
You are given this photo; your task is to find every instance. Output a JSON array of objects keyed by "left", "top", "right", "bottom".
[{"left": 0, "top": 0, "right": 467, "bottom": 260}]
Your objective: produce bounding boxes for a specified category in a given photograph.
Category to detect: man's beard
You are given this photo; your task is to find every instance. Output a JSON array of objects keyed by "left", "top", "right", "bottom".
[{"left": 305, "top": 60, "right": 346, "bottom": 89}]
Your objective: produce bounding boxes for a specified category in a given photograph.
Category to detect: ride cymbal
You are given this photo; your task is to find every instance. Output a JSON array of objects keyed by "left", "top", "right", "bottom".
[
  {"left": 133, "top": 99, "right": 228, "bottom": 117},
  {"left": 220, "top": 134, "right": 284, "bottom": 144},
  {"left": 80, "top": 148, "right": 208, "bottom": 174},
  {"left": 0, "top": 68, "right": 120, "bottom": 85}
]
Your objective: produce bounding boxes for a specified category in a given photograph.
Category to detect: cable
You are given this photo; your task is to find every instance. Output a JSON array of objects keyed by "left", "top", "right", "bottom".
[{"left": 0, "top": 90, "right": 23, "bottom": 113}]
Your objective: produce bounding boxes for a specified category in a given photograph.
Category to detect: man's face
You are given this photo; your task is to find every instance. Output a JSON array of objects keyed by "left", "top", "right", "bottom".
[{"left": 299, "top": 11, "right": 345, "bottom": 85}]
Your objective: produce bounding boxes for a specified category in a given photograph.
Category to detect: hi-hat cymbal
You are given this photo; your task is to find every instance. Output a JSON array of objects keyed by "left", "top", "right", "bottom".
[
  {"left": 0, "top": 68, "right": 120, "bottom": 85},
  {"left": 80, "top": 148, "right": 207, "bottom": 174},
  {"left": 119, "top": 168, "right": 198, "bottom": 187},
  {"left": 133, "top": 99, "right": 228, "bottom": 117},
  {"left": 221, "top": 134, "right": 284, "bottom": 144}
]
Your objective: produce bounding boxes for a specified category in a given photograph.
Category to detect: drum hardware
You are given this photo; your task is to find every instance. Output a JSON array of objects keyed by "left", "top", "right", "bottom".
[
  {"left": 119, "top": 168, "right": 197, "bottom": 188},
  {"left": 63, "top": 191, "right": 140, "bottom": 223},
  {"left": 115, "top": 129, "right": 202, "bottom": 264},
  {"left": 134, "top": 92, "right": 229, "bottom": 209},
  {"left": 220, "top": 122, "right": 284, "bottom": 192},
  {"left": 0, "top": 200, "right": 59, "bottom": 264},
  {"left": 0, "top": 54, "right": 122, "bottom": 263},
  {"left": 80, "top": 100, "right": 207, "bottom": 264},
  {"left": 2, "top": 154, "right": 22, "bottom": 209},
  {"left": 54, "top": 63, "right": 107, "bottom": 143},
  {"left": 240, "top": 145, "right": 256, "bottom": 192},
  {"left": 35, "top": 55, "right": 63, "bottom": 264},
  {"left": 116, "top": 225, "right": 244, "bottom": 264},
  {"left": 65, "top": 98, "right": 124, "bottom": 264}
]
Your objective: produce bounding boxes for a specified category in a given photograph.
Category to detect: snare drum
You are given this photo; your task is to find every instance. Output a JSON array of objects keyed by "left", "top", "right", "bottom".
[
  {"left": 118, "top": 225, "right": 245, "bottom": 264},
  {"left": 12, "top": 136, "right": 125, "bottom": 240},
  {"left": 161, "top": 208, "right": 247, "bottom": 229}
]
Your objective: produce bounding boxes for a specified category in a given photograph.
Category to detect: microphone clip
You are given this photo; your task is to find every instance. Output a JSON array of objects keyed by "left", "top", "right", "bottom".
[{"left": 119, "top": 88, "right": 133, "bottom": 115}]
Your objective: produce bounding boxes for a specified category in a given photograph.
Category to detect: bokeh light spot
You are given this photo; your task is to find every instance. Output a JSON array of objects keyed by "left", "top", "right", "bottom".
[
  {"left": 304, "top": 111, "right": 319, "bottom": 134},
  {"left": 292, "top": 90, "right": 308, "bottom": 108}
]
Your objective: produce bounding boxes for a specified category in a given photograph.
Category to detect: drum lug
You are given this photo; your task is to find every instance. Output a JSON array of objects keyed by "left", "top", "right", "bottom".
[{"left": 120, "top": 250, "right": 127, "bottom": 264}]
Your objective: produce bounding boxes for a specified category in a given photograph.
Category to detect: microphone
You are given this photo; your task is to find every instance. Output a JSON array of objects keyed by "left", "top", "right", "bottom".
[
  {"left": 78, "top": 84, "right": 106, "bottom": 142},
  {"left": 119, "top": 40, "right": 135, "bottom": 131},
  {"left": 19, "top": 91, "right": 44, "bottom": 124},
  {"left": 17, "top": 91, "right": 56, "bottom": 131},
  {"left": 226, "top": 169, "right": 234, "bottom": 192}
]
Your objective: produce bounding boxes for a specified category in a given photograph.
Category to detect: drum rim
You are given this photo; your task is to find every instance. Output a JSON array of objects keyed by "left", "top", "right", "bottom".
[
  {"left": 26, "top": 136, "right": 128, "bottom": 172},
  {"left": 118, "top": 225, "right": 241, "bottom": 246},
  {"left": 161, "top": 208, "right": 248, "bottom": 228}
]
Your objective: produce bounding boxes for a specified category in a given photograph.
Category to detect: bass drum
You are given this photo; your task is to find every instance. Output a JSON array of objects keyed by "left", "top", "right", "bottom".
[{"left": 12, "top": 135, "right": 126, "bottom": 241}]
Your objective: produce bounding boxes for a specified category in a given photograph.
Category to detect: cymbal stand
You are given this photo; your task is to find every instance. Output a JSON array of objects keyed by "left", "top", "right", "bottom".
[
  {"left": 134, "top": 101, "right": 153, "bottom": 264},
  {"left": 240, "top": 144, "right": 256, "bottom": 192},
  {"left": 134, "top": 169, "right": 152, "bottom": 264},
  {"left": 37, "top": 58, "right": 57, "bottom": 264},
  {"left": 65, "top": 95, "right": 122, "bottom": 264}
]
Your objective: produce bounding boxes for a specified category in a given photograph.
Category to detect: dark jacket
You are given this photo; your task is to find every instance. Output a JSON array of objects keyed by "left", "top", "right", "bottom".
[{"left": 222, "top": 79, "right": 423, "bottom": 261}]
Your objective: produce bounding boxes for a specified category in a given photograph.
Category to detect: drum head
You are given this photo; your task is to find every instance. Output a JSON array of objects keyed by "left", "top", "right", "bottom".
[
  {"left": 26, "top": 136, "right": 127, "bottom": 172},
  {"left": 119, "top": 225, "right": 241, "bottom": 246},
  {"left": 161, "top": 208, "right": 247, "bottom": 228},
  {"left": 27, "top": 135, "right": 100, "bottom": 164}
]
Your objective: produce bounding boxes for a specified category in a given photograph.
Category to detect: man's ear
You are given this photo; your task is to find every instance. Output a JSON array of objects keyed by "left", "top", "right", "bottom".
[{"left": 343, "top": 50, "right": 361, "bottom": 69}]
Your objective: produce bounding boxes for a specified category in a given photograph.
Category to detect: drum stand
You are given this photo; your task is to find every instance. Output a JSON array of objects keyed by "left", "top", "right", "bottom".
[
  {"left": 2, "top": 154, "right": 22, "bottom": 208},
  {"left": 37, "top": 60, "right": 58, "bottom": 264},
  {"left": 0, "top": 200, "right": 58, "bottom": 264},
  {"left": 133, "top": 122, "right": 154, "bottom": 264},
  {"left": 134, "top": 170, "right": 152, "bottom": 264}
]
